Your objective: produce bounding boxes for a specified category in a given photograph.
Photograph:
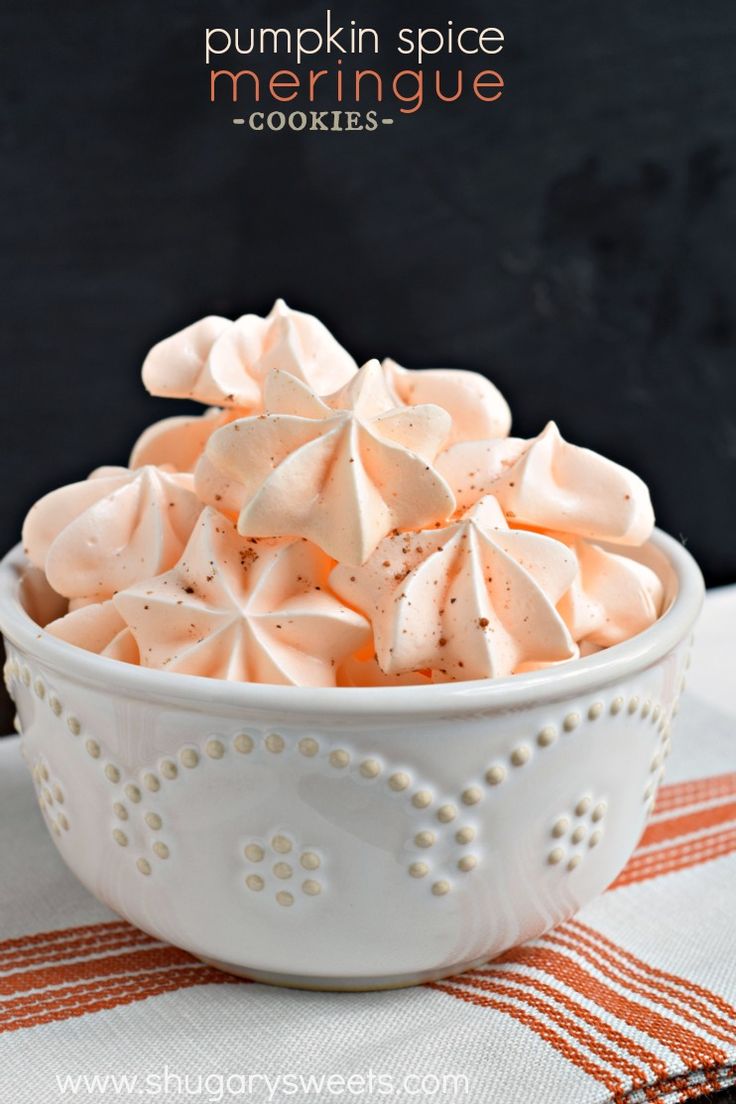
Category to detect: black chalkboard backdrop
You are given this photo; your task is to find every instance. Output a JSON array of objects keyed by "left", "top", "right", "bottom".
[{"left": 1, "top": 1, "right": 735, "bottom": 735}]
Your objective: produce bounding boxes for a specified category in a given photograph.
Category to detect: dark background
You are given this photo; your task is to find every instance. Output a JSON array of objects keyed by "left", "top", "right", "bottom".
[{"left": 1, "top": 0, "right": 735, "bottom": 731}]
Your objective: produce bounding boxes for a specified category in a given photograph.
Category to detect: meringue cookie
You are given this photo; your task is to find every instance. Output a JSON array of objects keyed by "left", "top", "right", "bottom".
[
  {"left": 21, "top": 296, "right": 666, "bottom": 686},
  {"left": 129, "top": 408, "right": 244, "bottom": 472},
  {"left": 331, "top": 496, "right": 577, "bottom": 680},
  {"left": 437, "top": 421, "right": 655, "bottom": 545},
  {"left": 113, "top": 508, "right": 370, "bottom": 686},
  {"left": 196, "top": 360, "right": 456, "bottom": 565},
  {"left": 67, "top": 596, "right": 97, "bottom": 610},
  {"left": 142, "top": 299, "right": 357, "bottom": 410},
  {"left": 383, "top": 358, "right": 511, "bottom": 445},
  {"left": 46, "top": 601, "right": 139, "bottom": 664},
  {"left": 557, "top": 537, "right": 664, "bottom": 647},
  {"left": 436, "top": 437, "right": 528, "bottom": 511},
  {"left": 22, "top": 466, "right": 202, "bottom": 600}
]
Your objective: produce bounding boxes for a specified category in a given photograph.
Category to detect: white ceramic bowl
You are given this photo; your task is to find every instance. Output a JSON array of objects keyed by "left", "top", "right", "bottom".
[{"left": 0, "top": 532, "right": 703, "bottom": 990}]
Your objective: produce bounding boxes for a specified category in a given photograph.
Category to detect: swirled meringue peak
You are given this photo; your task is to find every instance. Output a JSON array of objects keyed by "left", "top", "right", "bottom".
[
  {"left": 113, "top": 508, "right": 370, "bottom": 685},
  {"left": 331, "top": 495, "right": 578, "bottom": 681},
  {"left": 557, "top": 537, "right": 664, "bottom": 648},
  {"left": 437, "top": 421, "right": 654, "bottom": 545},
  {"left": 22, "top": 465, "right": 202, "bottom": 600},
  {"left": 383, "top": 358, "right": 511, "bottom": 445},
  {"left": 46, "top": 601, "right": 139, "bottom": 664},
  {"left": 195, "top": 359, "right": 456, "bottom": 565},
  {"left": 129, "top": 408, "right": 244, "bottom": 472},
  {"left": 142, "top": 299, "right": 357, "bottom": 410}
]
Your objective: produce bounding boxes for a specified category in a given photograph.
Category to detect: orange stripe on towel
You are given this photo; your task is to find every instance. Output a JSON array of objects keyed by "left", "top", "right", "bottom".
[
  {"left": 653, "top": 773, "right": 736, "bottom": 816},
  {"left": 494, "top": 945, "right": 727, "bottom": 1072},
  {"left": 569, "top": 921, "right": 736, "bottom": 1027},
  {"left": 429, "top": 981, "right": 627, "bottom": 1101},
  {"left": 611, "top": 828, "right": 736, "bottom": 891},
  {"left": 0, "top": 920, "right": 137, "bottom": 961},
  {"left": 0, "top": 929, "right": 159, "bottom": 973},
  {"left": 639, "top": 801, "right": 736, "bottom": 850},
  {"left": 0, "top": 965, "right": 242, "bottom": 1034},
  {"left": 458, "top": 970, "right": 664, "bottom": 1096},
  {"left": 541, "top": 929, "right": 736, "bottom": 1045},
  {"left": 0, "top": 944, "right": 200, "bottom": 998}
]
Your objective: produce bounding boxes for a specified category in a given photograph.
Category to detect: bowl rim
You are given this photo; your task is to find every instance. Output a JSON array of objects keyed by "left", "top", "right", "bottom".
[{"left": 0, "top": 532, "right": 704, "bottom": 718}]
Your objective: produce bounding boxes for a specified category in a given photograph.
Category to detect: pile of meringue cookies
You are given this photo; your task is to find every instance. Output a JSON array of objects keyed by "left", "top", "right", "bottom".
[{"left": 21, "top": 300, "right": 664, "bottom": 688}]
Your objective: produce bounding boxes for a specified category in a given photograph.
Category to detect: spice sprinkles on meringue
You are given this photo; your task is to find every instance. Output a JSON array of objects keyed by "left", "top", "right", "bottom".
[{"left": 21, "top": 299, "right": 663, "bottom": 687}]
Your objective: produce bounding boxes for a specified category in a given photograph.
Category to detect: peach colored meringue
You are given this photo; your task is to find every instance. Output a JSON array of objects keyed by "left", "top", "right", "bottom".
[
  {"left": 331, "top": 496, "right": 578, "bottom": 681},
  {"left": 383, "top": 358, "right": 511, "bottom": 445},
  {"left": 142, "top": 300, "right": 357, "bottom": 410},
  {"left": 20, "top": 300, "right": 664, "bottom": 686},
  {"left": 22, "top": 466, "right": 202, "bottom": 600},
  {"left": 129, "top": 409, "right": 244, "bottom": 472},
  {"left": 195, "top": 360, "right": 456, "bottom": 566},
  {"left": 113, "top": 508, "right": 370, "bottom": 686},
  {"left": 557, "top": 537, "right": 664, "bottom": 648},
  {"left": 437, "top": 421, "right": 654, "bottom": 544},
  {"left": 46, "top": 601, "right": 139, "bottom": 664}
]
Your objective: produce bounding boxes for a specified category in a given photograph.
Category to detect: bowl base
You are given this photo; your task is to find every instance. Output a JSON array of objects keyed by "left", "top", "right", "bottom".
[{"left": 197, "top": 953, "right": 492, "bottom": 992}]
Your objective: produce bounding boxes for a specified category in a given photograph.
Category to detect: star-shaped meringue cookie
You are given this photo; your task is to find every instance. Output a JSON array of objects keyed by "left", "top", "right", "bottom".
[
  {"left": 383, "top": 358, "right": 511, "bottom": 445},
  {"left": 556, "top": 536, "right": 664, "bottom": 647},
  {"left": 195, "top": 359, "right": 456, "bottom": 565},
  {"left": 129, "top": 408, "right": 244, "bottom": 472},
  {"left": 113, "top": 508, "right": 370, "bottom": 686},
  {"left": 437, "top": 421, "right": 655, "bottom": 544},
  {"left": 47, "top": 600, "right": 139, "bottom": 664},
  {"left": 331, "top": 495, "right": 578, "bottom": 680},
  {"left": 22, "top": 466, "right": 202, "bottom": 600},
  {"left": 142, "top": 299, "right": 357, "bottom": 410}
]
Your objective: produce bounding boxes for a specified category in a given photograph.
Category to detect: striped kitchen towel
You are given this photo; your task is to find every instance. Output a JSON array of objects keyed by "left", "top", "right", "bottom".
[{"left": 0, "top": 591, "right": 735, "bottom": 1103}]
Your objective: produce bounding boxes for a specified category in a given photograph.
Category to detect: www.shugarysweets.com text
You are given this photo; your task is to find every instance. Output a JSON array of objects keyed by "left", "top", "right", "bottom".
[{"left": 206, "top": 10, "right": 505, "bottom": 132}]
